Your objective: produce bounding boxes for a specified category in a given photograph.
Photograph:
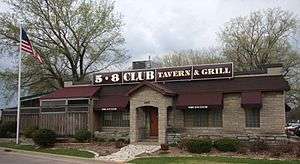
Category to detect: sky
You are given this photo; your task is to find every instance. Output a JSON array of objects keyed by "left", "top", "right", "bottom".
[
  {"left": 0, "top": 0, "right": 300, "bottom": 107},
  {"left": 114, "top": 0, "right": 300, "bottom": 60}
]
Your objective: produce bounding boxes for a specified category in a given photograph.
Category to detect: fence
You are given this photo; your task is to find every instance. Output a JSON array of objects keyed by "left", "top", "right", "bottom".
[{"left": 0, "top": 106, "right": 89, "bottom": 136}]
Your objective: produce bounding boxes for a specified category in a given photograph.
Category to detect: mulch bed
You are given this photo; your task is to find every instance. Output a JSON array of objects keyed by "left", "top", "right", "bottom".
[
  {"left": 55, "top": 142, "right": 121, "bottom": 156},
  {"left": 139, "top": 146, "right": 300, "bottom": 161}
]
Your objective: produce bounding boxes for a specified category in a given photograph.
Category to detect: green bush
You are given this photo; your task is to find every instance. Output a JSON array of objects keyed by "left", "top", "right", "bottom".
[
  {"left": 249, "top": 140, "right": 270, "bottom": 152},
  {"left": 0, "top": 121, "right": 17, "bottom": 138},
  {"left": 23, "top": 126, "right": 39, "bottom": 138},
  {"left": 214, "top": 138, "right": 240, "bottom": 152},
  {"left": 74, "top": 129, "right": 92, "bottom": 142},
  {"left": 185, "top": 139, "right": 213, "bottom": 154},
  {"left": 32, "top": 129, "right": 56, "bottom": 147}
]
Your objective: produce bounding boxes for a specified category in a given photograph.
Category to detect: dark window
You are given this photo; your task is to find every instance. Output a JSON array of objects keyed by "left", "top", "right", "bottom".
[
  {"left": 184, "top": 109, "right": 222, "bottom": 127},
  {"left": 245, "top": 108, "right": 260, "bottom": 127},
  {"left": 68, "top": 99, "right": 89, "bottom": 106},
  {"left": 102, "top": 111, "right": 129, "bottom": 127}
]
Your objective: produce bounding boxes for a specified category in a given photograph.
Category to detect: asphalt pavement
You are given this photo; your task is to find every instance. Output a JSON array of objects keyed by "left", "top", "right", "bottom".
[{"left": 0, "top": 149, "right": 118, "bottom": 164}]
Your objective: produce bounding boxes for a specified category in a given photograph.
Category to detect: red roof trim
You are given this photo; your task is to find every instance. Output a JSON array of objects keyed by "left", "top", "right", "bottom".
[
  {"left": 127, "top": 81, "right": 176, "bottom": 96},
  {"left": 40, "top": 86, "right": 101, "bottom": 99}
]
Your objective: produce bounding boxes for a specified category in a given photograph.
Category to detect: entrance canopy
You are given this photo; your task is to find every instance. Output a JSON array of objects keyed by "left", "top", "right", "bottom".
[{"left": 176, "top": 92, "right": 223, "bottom": 109}]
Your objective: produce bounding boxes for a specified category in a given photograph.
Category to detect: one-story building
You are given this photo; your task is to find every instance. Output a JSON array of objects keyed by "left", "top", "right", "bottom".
[{"left": 1, "top": 62, "right": 290, "bottom": 144}]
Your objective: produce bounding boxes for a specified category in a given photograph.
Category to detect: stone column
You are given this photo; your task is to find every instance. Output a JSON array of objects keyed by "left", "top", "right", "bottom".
[
  {"left": 130, "top": 105, "right": 138, "bottom": 143},
  {"left": 88, "top": 99, "right": 95, "bottom": 132},
  {"left": 158, "top": 105, "right": 167, "bottom": 144}
]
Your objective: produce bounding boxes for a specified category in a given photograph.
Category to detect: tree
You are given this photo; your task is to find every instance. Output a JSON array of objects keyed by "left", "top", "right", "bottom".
[
  {"left": 0, "top": 0, "right": 129, "bottom": 100},
  {"left": 218, "top": 8, "right": 300, "bottom": 107},
  {"left": 219, "top": 8, "right": 299, "bottom": 72},
  {"left": 153, "top": 48, "right": 225, "bottom": 67}
]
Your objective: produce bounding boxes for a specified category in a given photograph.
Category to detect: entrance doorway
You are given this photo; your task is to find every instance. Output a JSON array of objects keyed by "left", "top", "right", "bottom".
[
  {"left": 149, "top": 109, "right": 158, "bottom": 136},
  {"left": 143, "top": 106, "right": 158, "bottom": 139}
]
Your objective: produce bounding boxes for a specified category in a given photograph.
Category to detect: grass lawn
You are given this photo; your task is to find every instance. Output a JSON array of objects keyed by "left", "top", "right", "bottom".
[
  {"left": 0, "top": 142, "right": 95, "bottom": 158},
  {"left": 130, "top": 156, "right": 300, "bottom": 164}
]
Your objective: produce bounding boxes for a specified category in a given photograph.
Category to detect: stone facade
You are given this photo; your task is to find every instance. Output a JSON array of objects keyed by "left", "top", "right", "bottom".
[
  {"left": 129, "top": 86, "right": 172, "bottom": 144},
  {"left": 177, "top": 91, "right": 286, "bottom": 139},
  {"left": 94, "top": 87, "right": 286, "bottom": 144}
]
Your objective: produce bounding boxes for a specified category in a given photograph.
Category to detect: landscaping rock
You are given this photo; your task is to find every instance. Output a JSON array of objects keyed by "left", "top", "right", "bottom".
[{"left": 96, "top": 144, "right": 160, "bottom": 162}]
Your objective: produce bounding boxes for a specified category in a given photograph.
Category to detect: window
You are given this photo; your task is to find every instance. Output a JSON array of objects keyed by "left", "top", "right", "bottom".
[
  {"left": 68, "top": 99, "right": 89, "bottom": 106},
  {"left": 245, "top": 108, "right": 260, "bottom": 127},
  {"left": 184, "top": 109, "right": 222, "bottom": 127},
  {"left": 102, "top": 111, "right": 129, "bottom": 127}
]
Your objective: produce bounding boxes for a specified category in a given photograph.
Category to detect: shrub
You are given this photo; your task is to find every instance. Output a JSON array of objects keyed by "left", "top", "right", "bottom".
[
  {"left": 115, "top": 138, "right": 128, "bottom": 148},
  {"left": 178, "top": 138, "right": 189, "bottom": 150},
  {"left": 96, "top": 137, "right": 106, "bottom": 142},
  {"left": 32, "top": 129, "right": 56, "bottom": 147},
  {"left": 0, "top": 121, "right": 17, "bottom": 138},
  {"left": 160, "top": 144, "right": 169, "bottom": 151},
  {"left": 185, "top": 139, "right": 213, "bottom": 154},
  {"left": 108, "top": 138, "right": 116, "bottom": 142},
  {"left": 74, "top": 129, "right": 92, "bottom": 142},
  {"left": 23, "top": 126, "right": 38, "bottom": 138},
  {"left": 214, "top": 138, "right": 240, "bottom": 152},
  {"left": 249, "top": 140, "right": 270, "bottom": 152}
]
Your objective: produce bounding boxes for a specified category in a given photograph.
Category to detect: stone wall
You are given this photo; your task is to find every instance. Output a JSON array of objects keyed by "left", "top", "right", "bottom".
[
  {"left": 129, "top": 86, "right": 173, "bottom": 144},
  {"left": 177, "top": 91, "right": 286, "bottom": 139}
]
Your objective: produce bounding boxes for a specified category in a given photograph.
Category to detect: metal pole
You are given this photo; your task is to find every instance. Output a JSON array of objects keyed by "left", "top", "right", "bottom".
[{"left": 16, "top": 25, "right": 22, "bottom": 144}]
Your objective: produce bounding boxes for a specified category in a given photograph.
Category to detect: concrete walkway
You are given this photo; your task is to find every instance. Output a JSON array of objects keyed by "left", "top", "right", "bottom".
[{"left": 96, "top": 144, "right": 161, "bottom": 162}]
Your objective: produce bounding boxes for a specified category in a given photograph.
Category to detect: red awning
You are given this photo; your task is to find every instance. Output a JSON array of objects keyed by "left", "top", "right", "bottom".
[
  {"left": 176, "top": 92, "right": 223, "bottom": 109},
  {"left": 94, "top": 95, "right": 129, "bottom": 111},
  {"left": 241, "top": 91, "right": 262, "bottom": 109}
]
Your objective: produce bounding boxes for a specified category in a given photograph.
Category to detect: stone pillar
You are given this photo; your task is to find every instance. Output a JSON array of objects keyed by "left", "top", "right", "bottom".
[
  {"left": 158, "top": 105, "right": 167, "bottom": 144},
  {"left": 88, "top": 99, "right": 95, "bottom": 132},
  {"left": 130, "top": 105, "right": 138, "bottom": 143}
]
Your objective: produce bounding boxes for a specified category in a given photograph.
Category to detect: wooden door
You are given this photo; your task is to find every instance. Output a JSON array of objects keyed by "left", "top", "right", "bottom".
[{"left": 149, "top": 110, "right": 158, "bottom": 136}]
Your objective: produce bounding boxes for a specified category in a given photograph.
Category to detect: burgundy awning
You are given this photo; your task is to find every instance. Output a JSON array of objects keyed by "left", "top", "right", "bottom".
[
  {"left": 176, "top": 92, "right": 223, "bottom": 109},
  {"left": 94, "top": 95, "right": 129, "bottom": 111},
  {"left": 241, "top": 91, "right": 262, "bottom": 109}
]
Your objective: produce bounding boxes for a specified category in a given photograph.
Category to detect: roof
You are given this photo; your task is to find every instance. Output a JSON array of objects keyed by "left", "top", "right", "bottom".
[
  {"left": 94, "top": 75, "right": 289, "bottom": 97},
  {"left": 127, "top": 81, "right": 176, "bottom": 96},
  {"left": 40, "top": 86, "right": 101, "bottom": 99}
]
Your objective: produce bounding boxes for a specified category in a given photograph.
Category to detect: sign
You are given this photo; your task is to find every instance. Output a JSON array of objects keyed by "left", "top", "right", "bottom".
[
  {"left": 94, "top": 62, "right": 233, "bottom": 85},
  {"left": 188, "top": 106, "right": 208, "bottom": 109},
  {"left": 101, "top": 108, "right": 117, "bottom": 111}
]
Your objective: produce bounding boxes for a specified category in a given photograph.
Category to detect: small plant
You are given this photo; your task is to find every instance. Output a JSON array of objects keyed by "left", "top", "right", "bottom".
[
  {"left": 115, "top": 138, "right": 128, "bottom": 148},
  {"left": 32, "top": 129, "right": 56, "bottom": 147},
  {"left": 160, "top": 144, "right": 169, "bottom": 151},
  {"left": 23, "top": 126, "right": 39, "bottom": 138},
  {"left": 0, "top": 121, "right": 17, "bottom": 138},
  {"left": 108, "top": 138, "right": 116, "bottom": 142},
  {"left": 185, "top": 138, "right": 213, "bottom": 154},
  {"left": 178, "top": 138, "right": 189, "bottom": 150},
  {"left": 214, "top": 138, "right": 240, "bottom": 152},
  {"left": 95, "top": 137, "right": 106, "bottom": 142},
  {"left": 74, "top": 129, "right": 92, "bottom": 142},
  {"left": 249, "top": 140, "right": 270, "bottom": 152}
]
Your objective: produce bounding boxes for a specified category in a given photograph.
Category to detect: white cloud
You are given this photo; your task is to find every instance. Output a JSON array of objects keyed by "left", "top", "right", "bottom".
[{"left": 115, "top": 0, "right": 300, "bottom": 60}]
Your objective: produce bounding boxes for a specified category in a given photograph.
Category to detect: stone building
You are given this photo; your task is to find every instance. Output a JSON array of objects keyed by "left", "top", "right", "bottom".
[{"left": 1, "top": 62, "right": 290, "bottom": 144}]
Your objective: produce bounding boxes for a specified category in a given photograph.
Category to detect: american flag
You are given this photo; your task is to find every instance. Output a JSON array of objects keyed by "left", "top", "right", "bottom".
[{"left": 21, "top": 28, "right": 44, "bottom": 64}]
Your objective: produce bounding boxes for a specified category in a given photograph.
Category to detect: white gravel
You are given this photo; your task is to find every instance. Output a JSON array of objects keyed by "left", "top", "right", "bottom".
[{"left": 96, "top": 144, "right": 160, "bottom": 162}]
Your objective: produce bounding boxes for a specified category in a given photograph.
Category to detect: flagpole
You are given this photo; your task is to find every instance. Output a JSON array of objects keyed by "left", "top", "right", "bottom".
[{"left": 16, "top": 25, "right": 22, "bottom": 144}]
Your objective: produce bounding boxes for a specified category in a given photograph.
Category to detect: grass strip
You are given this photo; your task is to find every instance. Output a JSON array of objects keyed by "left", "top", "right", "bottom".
[{"left": 0, "top": 142, "right": 94, "bottom": 158}]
